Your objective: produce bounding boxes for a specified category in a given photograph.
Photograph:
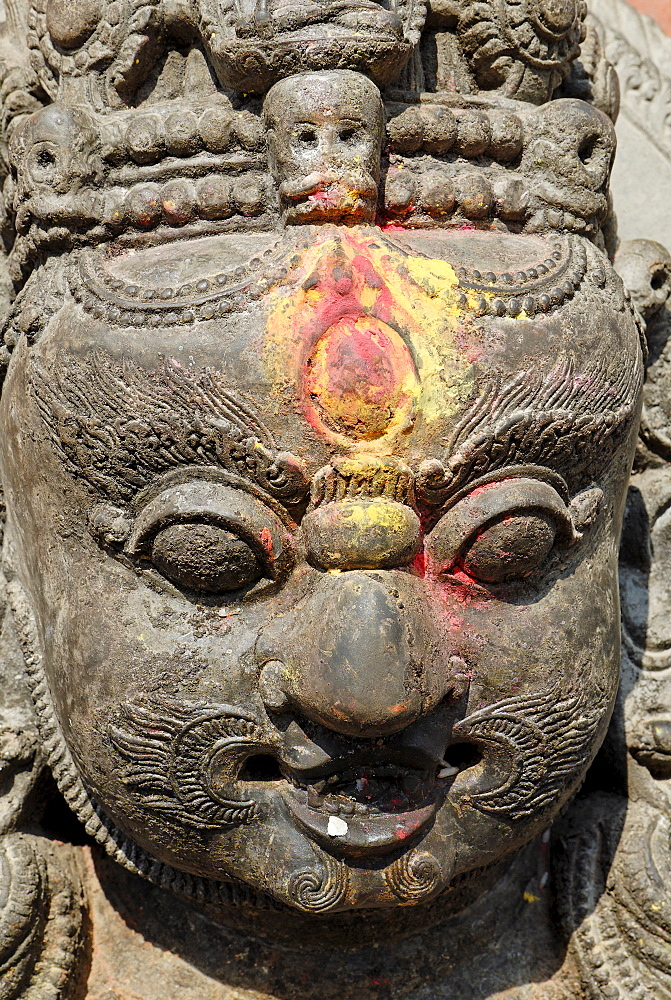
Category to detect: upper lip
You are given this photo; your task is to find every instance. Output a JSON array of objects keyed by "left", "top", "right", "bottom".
[{"left": 279, "top": 746, "right": 440, "bottom": 787}]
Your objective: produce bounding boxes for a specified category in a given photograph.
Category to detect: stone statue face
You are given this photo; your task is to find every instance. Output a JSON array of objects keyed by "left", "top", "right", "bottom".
[
  {"left": 264, "top": 71, "right": 383, "bottom": 225},
  {"left": 0, "top": 214, "right": 642, "bottom": 912},
  {"left": 615, "top": 240, "right": 671, "bottom": 782}
]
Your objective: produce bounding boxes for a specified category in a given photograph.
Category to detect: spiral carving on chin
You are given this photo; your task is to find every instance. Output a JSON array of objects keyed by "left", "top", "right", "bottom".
[
  {"left": 385, "top": 850, "right": 443, "bottom": 902},
  {"left": 287, "top": 855, "right": 349, "bottom": 913}
]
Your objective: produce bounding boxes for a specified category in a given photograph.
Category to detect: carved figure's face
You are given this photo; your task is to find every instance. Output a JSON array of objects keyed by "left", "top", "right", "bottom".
[
  {"left": 265, "top": 72, "right": 383, "bottom": 225},
  {"left": 0, "top": 225, "right": 641, "bottom": 915},
  {"left": 620, "top": 466, "right": 671, "bottom": 780}
]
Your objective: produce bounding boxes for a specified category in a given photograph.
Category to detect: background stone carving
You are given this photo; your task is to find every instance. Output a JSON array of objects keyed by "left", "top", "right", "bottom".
[{"left": 588, "top": 0, "right": 671, "bottom": 246}]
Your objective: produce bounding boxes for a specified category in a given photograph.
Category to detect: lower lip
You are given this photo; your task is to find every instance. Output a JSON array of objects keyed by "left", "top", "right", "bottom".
[{"left": 284, "top": 788, "right": 442, "bottom": 858}]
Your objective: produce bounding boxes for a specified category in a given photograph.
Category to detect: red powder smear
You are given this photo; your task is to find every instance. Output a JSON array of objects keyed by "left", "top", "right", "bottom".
[
  {"left": 412, "top": 552, "right": 473, "bottom": 617},
  {"left": 411, "top": 551, "right": 426, "bottom": 576},
  {"left": 450, "top": 566, "right": 477, "bottom": 586},
  {"left": 350, "top": 253, "right": 384, "bottom": 289},
  {"left": 295, "top": 250, "right": 390, "bottom": 346},
  {"left": 259, "top": 527, "right": 274, "bottom": 557},
  {"left": 460, "top": 225, "right": 477, "bottom": 231},
  {"left": 292, "top": 236, "right": 412, "bottom": 366},
  {"left": 426, "top": 564, "right": 491, "bottom": 612},
  {"left": 468, "top": 480, "right": 508, "bottom": 499},
  {"left": 393, "top": 816, "right": 425, "bottom": 840},
  {"left": 303, "top": 314, "right": 417, "bottom": 440}
]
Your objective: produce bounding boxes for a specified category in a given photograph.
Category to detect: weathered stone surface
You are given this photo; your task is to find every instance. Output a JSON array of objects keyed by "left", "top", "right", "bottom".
[{"left": 0, "top": 0, "right": 666, "bottom": 997}]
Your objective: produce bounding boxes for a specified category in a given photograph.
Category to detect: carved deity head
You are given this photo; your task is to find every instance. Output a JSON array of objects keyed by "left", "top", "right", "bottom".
[
  {"left": 264, "top": 71, "right": 384, "bottom": 225},
  {"left": 0, "top": 0, "right": 643, "bottom": 926}
]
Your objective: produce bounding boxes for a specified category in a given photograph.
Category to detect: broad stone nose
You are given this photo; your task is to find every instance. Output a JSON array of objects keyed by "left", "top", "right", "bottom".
[
  {"left": 302, "top": 499, "right": 421, "bottom": 571},
  {"left": 256, "top": 571, "right": 463, "bottom": 738}
]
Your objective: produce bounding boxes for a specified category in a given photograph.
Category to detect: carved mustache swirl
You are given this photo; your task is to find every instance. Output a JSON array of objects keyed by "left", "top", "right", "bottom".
[
  {"left": 109, "top": 699, "right": 278, "bottom": 830},
  {"left": 452, "top": 683, "right": 613, "bottom": 821},
  {"left": 108, "top": 678, "right": 613, "bottom": 834}
]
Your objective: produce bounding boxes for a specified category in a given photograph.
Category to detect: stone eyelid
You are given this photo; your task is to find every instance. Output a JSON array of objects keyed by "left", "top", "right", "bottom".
[
  {"left": 124, "top": 480, "right": 291, "bottom": 581},
  {"left": 424, "top": 477, "right": 585, "bottom": 574}
]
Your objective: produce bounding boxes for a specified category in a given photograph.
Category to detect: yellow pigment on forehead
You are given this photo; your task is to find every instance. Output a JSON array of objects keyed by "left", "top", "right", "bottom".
[{"left": 263, "top": 229, "right": 492, "bottom": 452}]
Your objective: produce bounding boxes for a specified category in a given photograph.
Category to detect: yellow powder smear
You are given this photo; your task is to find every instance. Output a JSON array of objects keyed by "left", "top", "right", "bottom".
[{"left": 262, "top": 229, "right": 511, "bottom": 450}]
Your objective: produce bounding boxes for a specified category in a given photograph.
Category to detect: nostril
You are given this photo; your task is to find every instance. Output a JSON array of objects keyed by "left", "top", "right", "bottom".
[
  {"left": 259, "top": 659, "right": 291, "bottom": 712},
  {"left": 238, "top": 754, "right": 283, "bottom": 782}
]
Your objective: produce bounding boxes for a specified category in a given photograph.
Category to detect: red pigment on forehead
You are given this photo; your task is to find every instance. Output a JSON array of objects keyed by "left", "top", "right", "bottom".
[
  {"left": 296, "top": 254, "right": 377, "bottom": 336},
  {"left": 303, "top": 247, "right": 417, "bottom": 440},
  {"left": 350, "top": 253, "right": 384, "bottom": 289},
  {"left": 303, "top": 314, "right": 418, "bottom": 441}
]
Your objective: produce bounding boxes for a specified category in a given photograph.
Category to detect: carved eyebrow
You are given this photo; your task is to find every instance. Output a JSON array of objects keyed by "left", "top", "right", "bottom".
[
  {"left": 29, "top": 351, "right": 310, "bottom": 507},
  {"left": 417, "top": 354, "right": 642, "bottom": 507},
  {"left": 29, "top": 350, "right": 641, "bottom": 512}
]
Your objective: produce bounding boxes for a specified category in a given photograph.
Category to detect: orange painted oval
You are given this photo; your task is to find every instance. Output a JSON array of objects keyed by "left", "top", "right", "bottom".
[{"left": 302, "top": 315, "right": 420, "bottom": 443}]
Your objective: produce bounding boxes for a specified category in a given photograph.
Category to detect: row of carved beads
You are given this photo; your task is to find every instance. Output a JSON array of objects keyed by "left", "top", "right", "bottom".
[
  {"left": 79, "top": 288, "right": 254, "bottom": 326},
  {"left": 106, "top": 107, "right": 264, "bottom": 166},
  {"left": 11, "top": 96, "right": 582, "bottom": 182},
  {"left": 385, "top": 163, "right": 528, "bottom": 222},
  {"left": 70, "top": 234, "right": 594, "bottom": 330},
  {"left": 80, "top": 235, "right": 286, "bottom": 300},
  {"left": 383, "top": 162, "right": 605, "bottom": 235},
  {"left": 72, "top": 237, "right": 297, "bottom": 326},
  {"left": 387, "top": 105, "right": 524, "bottom": 161},
  {"left": 106, "top": 174, "right": 270, "bottom": 229},
  {"left": 10, "top": 171, "right": 272, "bottom": 239},
  {"left": 455, "top": 240, "right": 595, "bottom": 318}
]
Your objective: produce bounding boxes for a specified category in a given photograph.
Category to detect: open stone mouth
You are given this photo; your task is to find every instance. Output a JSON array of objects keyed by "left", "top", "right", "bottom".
[
  {"left": 258, "top": 748, "right": 481, "bottom": 857},
  {"left": 233, "top": 744, "right": 481, "bottom": 856},
  {"left": 283, "top": 762, "right": 439, "bottom": 817}
]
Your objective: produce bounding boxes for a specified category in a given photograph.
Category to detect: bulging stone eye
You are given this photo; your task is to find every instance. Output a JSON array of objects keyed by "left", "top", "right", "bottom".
[
  {"left": 459, "top": 511, "right": 557, "bottom": 583},
  {"left": 424, "top": 476, "right": 580, "bottom": 585},
  {"left": 150, "top": 522, "right": 263, "bottom": 593}
]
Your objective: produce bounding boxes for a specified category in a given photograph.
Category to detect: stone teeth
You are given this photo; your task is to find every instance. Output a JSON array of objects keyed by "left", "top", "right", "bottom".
[
  {"left": 307, "top": 786, "right": 322, "bottom": 809},
  {"left": 339, "top": 801, "right": 356, "bottom": 816},
  {"left": 324, "top": 796, "right": 340, "bottom": 814},
  {"left": 438, "top": 764, "right": 459, "bottom": 778}
]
